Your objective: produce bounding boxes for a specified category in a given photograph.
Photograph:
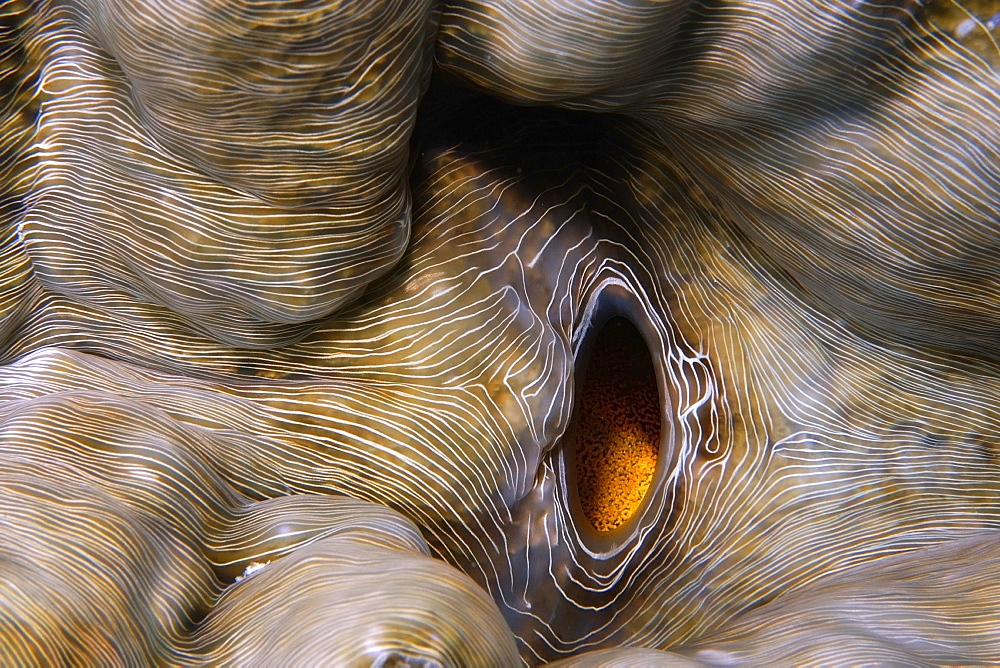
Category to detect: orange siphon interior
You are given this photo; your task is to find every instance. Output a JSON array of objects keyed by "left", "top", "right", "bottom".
[{"left": 573, "top": 316, "right": 660, "bottom": 532}]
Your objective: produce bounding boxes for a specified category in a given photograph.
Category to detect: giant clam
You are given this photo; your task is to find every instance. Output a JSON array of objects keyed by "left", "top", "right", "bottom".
[{"left": 1, "top": 0, "right": 999, "bottom": 665}]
